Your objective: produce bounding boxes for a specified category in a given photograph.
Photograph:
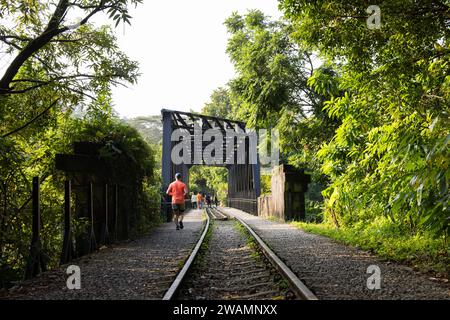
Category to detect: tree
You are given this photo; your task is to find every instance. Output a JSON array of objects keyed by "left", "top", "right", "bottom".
[
  {"left": 202, "top": 87, "right": 233, "bottom": 119},
  {"left": 280, "top": 0, "right": 450, "bottom": 235},
  {"left": 0, "top": 0, "right": 141, "bottom": 144},
  {"left": 0, "top": 0, "right": 141, "bottom": 94},
  {"left": 0, "top": 0, "right": 144, "bottom": 286},
  {"left": 224, "top": 10, "right": 340, "bottom": 171}
]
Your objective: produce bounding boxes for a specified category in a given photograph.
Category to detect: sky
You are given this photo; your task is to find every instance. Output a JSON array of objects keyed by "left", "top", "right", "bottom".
[{"left": 107, "top": 0, "right": 282, "bottom": 118}]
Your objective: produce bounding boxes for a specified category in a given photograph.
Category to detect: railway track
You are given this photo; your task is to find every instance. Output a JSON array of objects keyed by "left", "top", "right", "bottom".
[
  {"left": 207, "top": 206, "right": 228, "bottom": 220},
  {"left": 163, "top": 207, "right": 317, "bottom": 300}
]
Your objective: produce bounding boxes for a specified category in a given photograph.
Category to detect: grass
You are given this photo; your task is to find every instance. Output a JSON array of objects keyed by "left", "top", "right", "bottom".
[
  {"left": 291, "top": 219, "right": 449, "bottom": 279},
  {"left": 267, "top": 216, "right": 282, "bottom": 223},
  {"left": 192, "top": 211, "right": 214, "bottom": 268},
  {"left": 234, "top": 220, "right": 261, "bottom": 260},
  {"left": 177, "top": 211, "right": 214, "bottom": 271}
]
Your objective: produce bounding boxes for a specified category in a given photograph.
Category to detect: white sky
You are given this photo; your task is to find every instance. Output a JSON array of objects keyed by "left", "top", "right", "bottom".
[{"left": 108, "top": 0, "right": 282, "bottom": 118}]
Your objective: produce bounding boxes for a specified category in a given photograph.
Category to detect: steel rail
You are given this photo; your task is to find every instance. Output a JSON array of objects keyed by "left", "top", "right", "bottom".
[
  {"left": 214, "top": 207, "right": 318, "bottom": 301},
  {"left": 162, "top": 210, "right": 210, "bottom": 300},
  {"left": 163, "top": 207, "right": 317, "bottom": 300}
]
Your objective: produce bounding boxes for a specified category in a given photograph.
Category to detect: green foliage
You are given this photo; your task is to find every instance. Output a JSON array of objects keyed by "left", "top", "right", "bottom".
[
  {"left": 124, "top": 115, "right": 163, "bottom": 146},
  {"left": 221, "top": 3, "right": 449, "bottom": 270},
  {"left": 0, "top": 95, "right": 158, "bottom": 286},
  {"left": 304, "top": 181, "right": 326, "bottom": 223},
  {"left": 123, "top": 115, "right": 163, "bottom": 209},
  {"left": 189, "top": 166, "right": 227, "bottom": 203},
  {"left": 260, "top": 174, "right": 271, "bottom": 195},
  {"left": 0, "top": 0, "right": 151, "bottom": 287},
  {"left": 279, "top": 0, "right": 449, "bottom": 239},
  {"left": 224, "top": 10, "right": 339, "bottom": 162},
  {"left": 76, "top": 115, "right": 155, "bottom": 181},
  {"left": 223, "top": 10, "right": 340, "bottom": 241},
  {"left": 202, "top": 87, "right": 233, "bottom": 119},
  {"left": 61, "top": 97, "right": 160, "bottom": 235},
  {"left": 224, "top": 10, "right": 340, "bottom": 211}
]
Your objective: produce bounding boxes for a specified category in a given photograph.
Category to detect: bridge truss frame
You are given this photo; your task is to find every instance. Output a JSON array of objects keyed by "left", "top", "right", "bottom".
[{"left": 161, "top": 109, "right": 261, "bottom": 219}]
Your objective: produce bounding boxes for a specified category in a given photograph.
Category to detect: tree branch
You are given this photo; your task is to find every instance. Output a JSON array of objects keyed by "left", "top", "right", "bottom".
[
  {"left": 0, "top": 35, "right": 30, "bottom": 42},
  {"left": 15, "top": 173, "right": 51, "bottom": 215},
  {"left": 0, "top": 0, "right": 70, "bottom": 94},
  {"left": 0, "top": 0, "right": 111, "bottom": 94},
  {"left": 2, "top": 99, "right": 60, "bottom": 138},
  {"left": 7, "top": 83, "right": 50, "bottom": 94}
]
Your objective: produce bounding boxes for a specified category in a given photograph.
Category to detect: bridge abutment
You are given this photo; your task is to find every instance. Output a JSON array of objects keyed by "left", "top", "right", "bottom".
[{"left": 258, "top": 165, "right": 310, "bottom": 221}]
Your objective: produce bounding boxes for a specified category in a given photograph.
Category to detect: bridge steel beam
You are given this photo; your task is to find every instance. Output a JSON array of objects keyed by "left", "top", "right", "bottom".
[{"left": 161, "top": 110, "right": 174, "bottom": 221}]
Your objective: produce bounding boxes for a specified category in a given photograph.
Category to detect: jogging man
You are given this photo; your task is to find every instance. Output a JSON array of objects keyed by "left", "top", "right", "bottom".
[{"left": 166, "top": 173, "right": 187, "bottom": 230}]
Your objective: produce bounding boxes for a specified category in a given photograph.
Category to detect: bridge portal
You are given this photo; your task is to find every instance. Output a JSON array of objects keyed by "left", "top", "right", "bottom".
[{"left": 161, "top": 109, "right": 261, "bottom": 220}]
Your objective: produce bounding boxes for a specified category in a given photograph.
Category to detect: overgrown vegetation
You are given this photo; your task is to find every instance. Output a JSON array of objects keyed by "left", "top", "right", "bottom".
[
  {"left": 291, "top": 220, "right": 449, "bottom": 277},
  {"left": 214, "top": 3, "right": 449, "bottom": 275},
  {"left": 1, "top": 0, "right": 449, "bottom": 286},
  {"left": 190, "top": 211, "right": 214, "bottom": 269},
  {"left": 0, "top": 0, "right": 160, "bottom": 287},
  {"left": 189, "top": 166, "right": 228, "bottom": 203}
]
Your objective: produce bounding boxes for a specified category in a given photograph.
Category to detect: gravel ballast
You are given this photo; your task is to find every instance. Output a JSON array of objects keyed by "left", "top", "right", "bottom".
[
  {"left": 222, "top": 207, "right": 450, "bottom": 300},
  {"left": 178, "top": 215, "right": 294, "bottom": 300},
  {"left": 2, "top": 210, "right": 205, "bottom": 300}
]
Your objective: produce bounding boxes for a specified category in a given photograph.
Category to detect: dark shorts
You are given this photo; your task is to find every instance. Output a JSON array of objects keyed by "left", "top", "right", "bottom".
[{"left": 172, "top": 203, "right": 185, "bottom": 213}]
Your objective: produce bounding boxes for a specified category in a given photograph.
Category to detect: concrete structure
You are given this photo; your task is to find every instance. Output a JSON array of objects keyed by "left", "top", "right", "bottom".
[{"left": 258, "top": 165, "right": 310, "bottom": 221}]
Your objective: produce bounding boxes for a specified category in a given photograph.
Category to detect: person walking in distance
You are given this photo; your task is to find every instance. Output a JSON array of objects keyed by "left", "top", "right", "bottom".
[
  {"left": 196, "top": 192, "right": 203, "bottom": 209},
  {"left": 191, "top": 193, "right": 197, "bottom": 209},
  {"left": 166, "top": 173, "right": 187, "bottom": 230},
  {"left": 205, "top": 194, "right": 211, "bottom": 208}
]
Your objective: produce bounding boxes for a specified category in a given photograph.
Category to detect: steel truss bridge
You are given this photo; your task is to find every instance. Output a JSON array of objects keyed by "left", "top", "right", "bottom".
[{"left": 161, "top": 109, "right": 261, "bottom": 219}]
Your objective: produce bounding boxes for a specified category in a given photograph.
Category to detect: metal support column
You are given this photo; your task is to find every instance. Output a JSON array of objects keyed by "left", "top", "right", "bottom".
[
  {"left": 162, "top": 110, "right": 173, "bottom": 221},
  {"left": 25, "top": 177, "right": 46, "bottom": 279},
  {"left": 60, "top": 180, "right": 74, "bottom": 265},
  {"left": 88, "top": 182, "right": 97, "bottom": 252}
]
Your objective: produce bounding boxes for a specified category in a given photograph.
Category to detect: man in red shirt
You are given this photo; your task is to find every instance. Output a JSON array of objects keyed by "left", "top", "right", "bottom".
[{"left": 166, "top": 173, "right": 187, "bottom": 230}]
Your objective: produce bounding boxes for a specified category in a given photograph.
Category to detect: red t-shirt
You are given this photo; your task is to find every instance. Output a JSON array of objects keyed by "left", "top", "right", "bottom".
[{"left": 166, "top": 180, "right": 187, "bottom": 204}]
